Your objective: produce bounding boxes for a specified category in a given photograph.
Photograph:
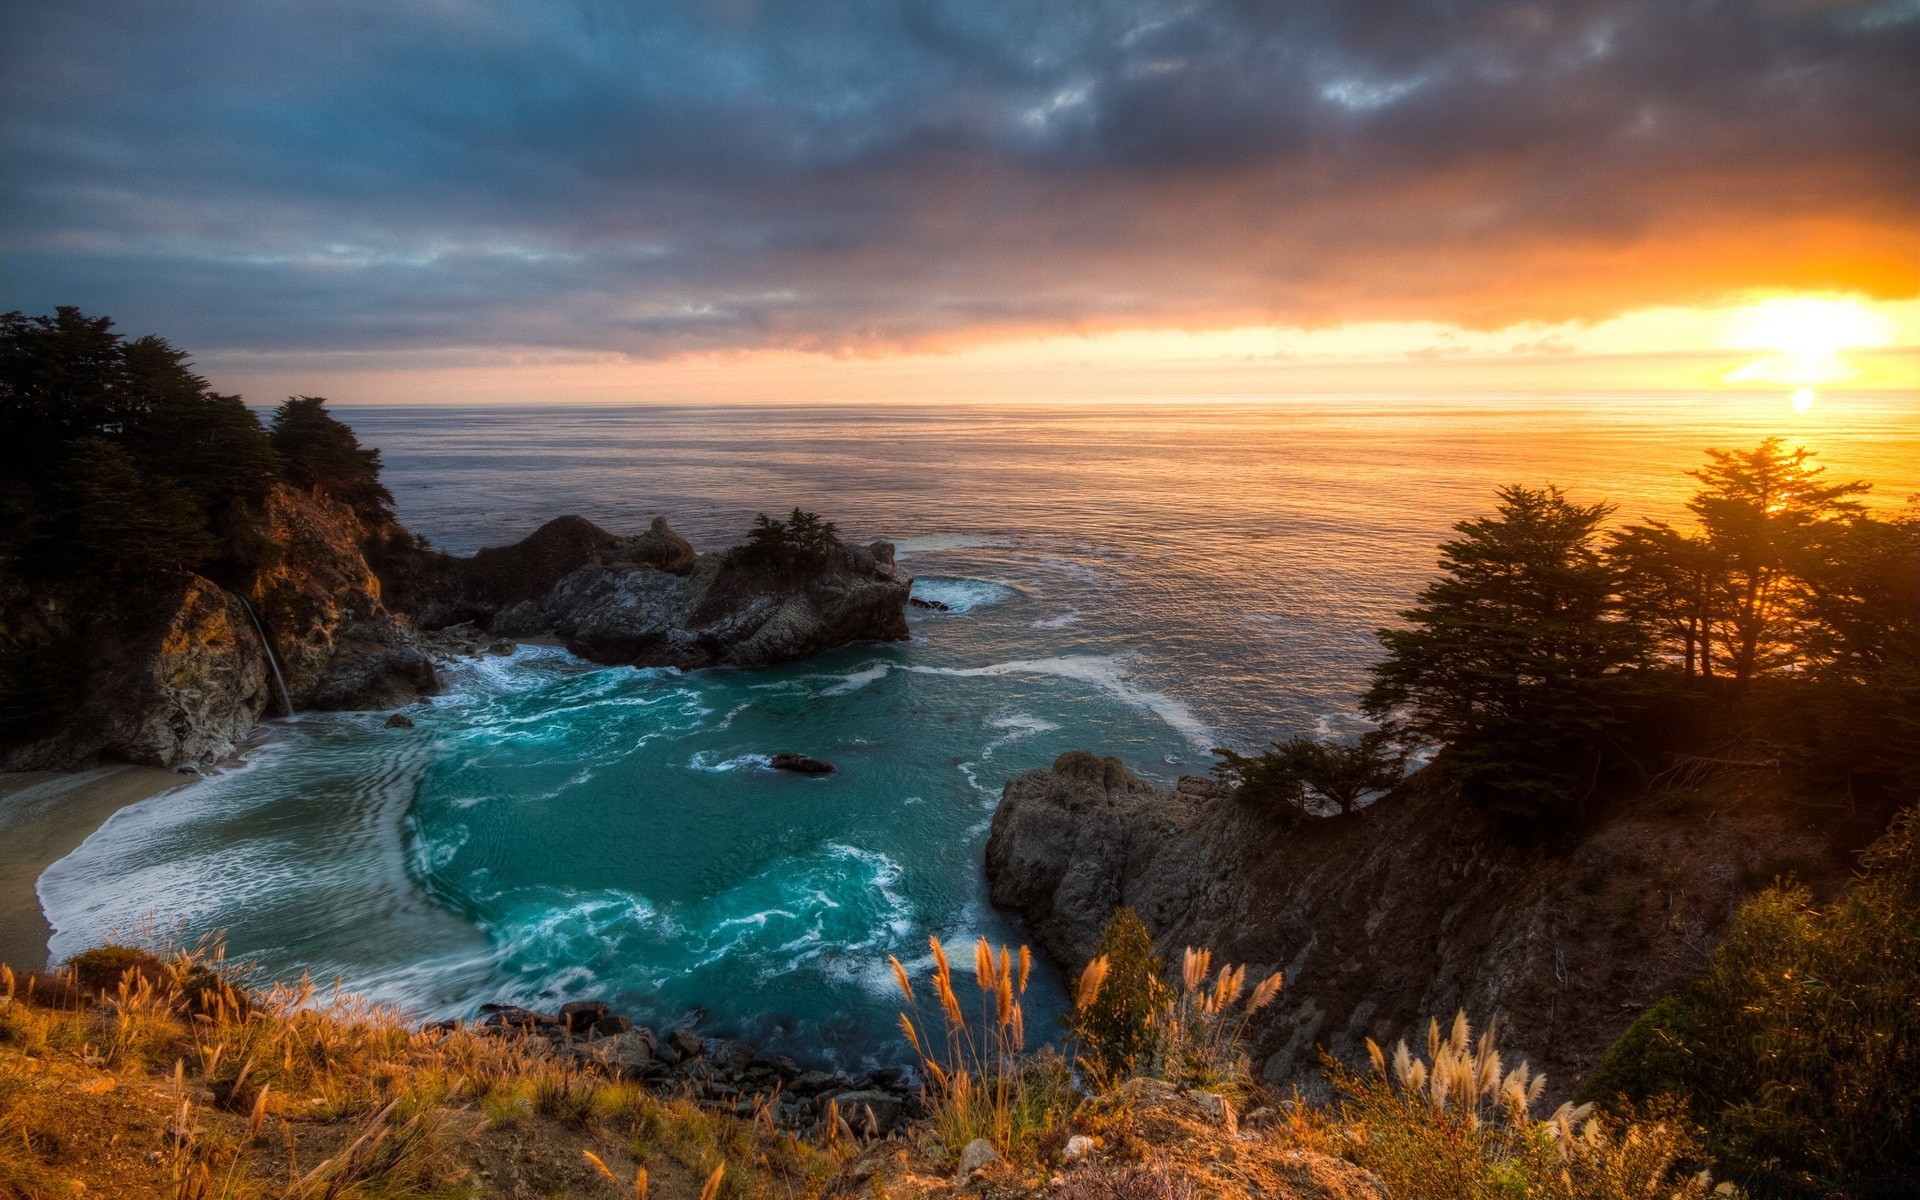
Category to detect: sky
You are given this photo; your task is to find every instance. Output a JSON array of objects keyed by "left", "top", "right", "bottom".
[{"left": 3, "top": 0, "right": 1918, "bottom": 403}]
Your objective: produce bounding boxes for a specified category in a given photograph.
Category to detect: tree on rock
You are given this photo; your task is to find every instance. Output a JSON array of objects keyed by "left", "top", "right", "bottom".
[
  {"left": 269, "top": 396, "right": 393, "bottom": 523},
  {"left": 1362, "top": 485, "right": 1648, "bottom": 827},
  {"left": 1215, "top": 731, "right": 1407, "bottom": 816}
]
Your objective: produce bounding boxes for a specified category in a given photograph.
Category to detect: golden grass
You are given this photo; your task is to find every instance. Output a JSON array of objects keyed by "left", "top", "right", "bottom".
[{"left": 0, "top": 942, "right": 846, "bottom": 1200}]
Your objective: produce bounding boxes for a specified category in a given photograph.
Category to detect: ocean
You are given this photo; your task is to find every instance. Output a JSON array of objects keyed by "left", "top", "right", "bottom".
[{"left": 38, "top": 393, "right": 1918, "bottom": 1067}]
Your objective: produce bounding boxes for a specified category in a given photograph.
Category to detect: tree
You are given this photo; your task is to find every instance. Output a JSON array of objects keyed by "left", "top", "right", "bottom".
[
  {"left": 730, "top": 508, "right": 840, "bottom": 571},
  {"left": 1681, "top": 439, "right": 1866, "bottom": 683},
  {"left": 1214, "top": 730, "right": 1407, "bottom": 816},
  {"left": 269, "top": 396, "right": 393, "bottom": 522},
  {"left": 1362, "top": 485, "right": 1649, "bottom": 825},
  {"left": 1608, "top": 521, "right": 1724, "bottom": 678},
  {"left": 1068, "top": 908, "right": 1165, "bottom": 1082},
  {"left": 63, "top": 438, "right": 214, "bottom": 576},
  {"left": 1, "top": 308, "right": 281, "bottom": 579}
]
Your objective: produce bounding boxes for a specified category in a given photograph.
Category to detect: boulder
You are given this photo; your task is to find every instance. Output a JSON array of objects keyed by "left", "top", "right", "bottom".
[
  {"left": 605, "top": 1028, "right": 658, "bottom": 1075},
  {"left": 384, "top": 713, "right": 415, "bottom": 729},
  {"left": 957, "top": 1138, "right": 997, "bottom": 1177},
  {"left": 770, "top": 752, "right": 835, "bottom": 775},
  {"left": 558, "top": 1000, "right": 609, "bottom": 1033},
  {"left": 305, "top": 641, "right": 440, "bottom": 711},
  {"left": 479, "top": 1004, "right": 558, "bottom": 1031},
  {"left": 833, "top": 1089, "right": 907, "bottom": 1137},
  {"left": 908, "top": 596, "right": 950, "bottom": 611},
  {"left": 491, "top": 538, "right": 911, "bottom": 671},
  {"left": 665, "top": 1026, "right": 704, "bottom": 1062}
]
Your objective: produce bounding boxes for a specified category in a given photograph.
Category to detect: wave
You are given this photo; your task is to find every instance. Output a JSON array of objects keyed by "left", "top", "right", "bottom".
[
  {"left": 907, "top": 655, "right": 1215, "bottom": 748},
  {"left": 908, "top": 577, "right": 1017, "bottom": 614},
  {"left": 686, "top": 751, "right": 774, "bottom": 773},
  {"left": 980, "top": 713, "right": 1061, "bottom": 761},
  {"left": 1031, "top": 611, "right": 1080, "bottom": 629}
]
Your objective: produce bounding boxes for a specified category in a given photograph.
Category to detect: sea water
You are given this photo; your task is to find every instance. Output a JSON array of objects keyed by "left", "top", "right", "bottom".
[{"left": 39, "top": 395, "right": 1918, "bottom": 1066}]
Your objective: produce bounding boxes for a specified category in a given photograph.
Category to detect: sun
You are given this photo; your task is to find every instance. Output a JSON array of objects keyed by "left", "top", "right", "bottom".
[{"left": 1721, "top": 295, "right": 1895, "bottom": 387}]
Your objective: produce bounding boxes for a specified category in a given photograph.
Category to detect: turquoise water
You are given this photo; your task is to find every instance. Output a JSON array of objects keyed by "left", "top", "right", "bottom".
[{"left": 39, "top": 395, "right": 1918, "bottom": 1065}]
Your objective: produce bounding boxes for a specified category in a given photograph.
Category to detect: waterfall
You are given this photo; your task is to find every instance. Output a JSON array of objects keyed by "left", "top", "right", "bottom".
[{"left": 235, "top": 593, "right": 295, "bottom": 718}]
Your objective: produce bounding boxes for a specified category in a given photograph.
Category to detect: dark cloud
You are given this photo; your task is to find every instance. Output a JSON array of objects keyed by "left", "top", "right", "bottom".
[{"left": 2, "top": 0, "right": 1915, "bottom": 358}]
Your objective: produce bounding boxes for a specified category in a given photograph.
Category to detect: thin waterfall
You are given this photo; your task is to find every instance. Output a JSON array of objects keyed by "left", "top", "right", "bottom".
[{"left": 234, "top": 593, "right": 295, "bottom": 718}]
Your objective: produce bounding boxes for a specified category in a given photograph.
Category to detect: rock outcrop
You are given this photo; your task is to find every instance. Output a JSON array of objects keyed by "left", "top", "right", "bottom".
[
  {"left": 418, "top": 515, "right": 911, "bottom": 671},
  {"left": 1, "top": 484, "right": 440, "bottom": 770},
  {"left": 985, "top": 750, "right": 1845, "bottom": 1101}
]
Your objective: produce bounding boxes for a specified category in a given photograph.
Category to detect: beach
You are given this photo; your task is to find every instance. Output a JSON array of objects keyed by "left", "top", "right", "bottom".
[{"left": 0, "top": 765, "right": 187, "bottom": 971}]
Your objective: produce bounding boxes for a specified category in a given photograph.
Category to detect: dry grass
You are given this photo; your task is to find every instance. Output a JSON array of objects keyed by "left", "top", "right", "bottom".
[
  {"left": 1289, "top": 1010, "right": 1733, "bottom": 1200},
  {"left": 0, "top": 942, "right": 845, "bottom": 1199}
]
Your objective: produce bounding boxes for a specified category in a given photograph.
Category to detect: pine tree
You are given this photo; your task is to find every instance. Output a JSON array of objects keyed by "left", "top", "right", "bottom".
[
  {"left": 1681, "top": 439, "right": 1866, "bottom": 683},
  {"left": 269, "top": 396, "right": 394, "bottom": 522},
  {"left": 1362, "top": 485, "right": 1648, "bottom": 825}
]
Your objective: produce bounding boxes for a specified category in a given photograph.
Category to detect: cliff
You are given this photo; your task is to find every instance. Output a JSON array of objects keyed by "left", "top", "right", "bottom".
[
  {"left": 985, "top": 750, "right": 1848, "bottom": 1101},
  {"left": 0, "top": 484, "right": 431, "bottom": 771}
]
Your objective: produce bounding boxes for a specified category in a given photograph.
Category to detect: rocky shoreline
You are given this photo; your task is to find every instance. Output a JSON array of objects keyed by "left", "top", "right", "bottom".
[{"left": 452, "top": 998, "right": 924, "bottom": 1139}]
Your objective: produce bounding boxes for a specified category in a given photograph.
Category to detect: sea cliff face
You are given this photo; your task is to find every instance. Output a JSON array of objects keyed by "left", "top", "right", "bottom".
[{"left": 985, "top": 750, "right": 1842, "bottom": 1101}]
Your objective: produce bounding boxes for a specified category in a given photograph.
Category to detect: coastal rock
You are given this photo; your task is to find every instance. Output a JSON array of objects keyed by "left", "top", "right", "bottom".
[
  {"left": 611, "top": 516, "right": 696, "bottom": 575},
  {"left": 985, "top": 750, "right": 1842, "bottom": 1102},
  {"left": 770, "top": 752, "right": 835, "bottom": 775},
  {"left": 246, "top": 486, "right": 392, "bottom": 703},
  {"left": 304, "top": 637, "right": 440, "bottom": 711},
  {"left": 835, "top": 1089, "right": 907, "bottom": 1136},
  {"left": 494, "top": 539, "right": 911, "bottom": 671},
  {"left": 665, "top": 1026, "right": 704, "bottom": 1062},
  {"left": 383, "top": 713, "right": 415, "bottom": 728},
  {"left": 958, "top": 1138, "right": 997, "bottom": 1177},
  {"left": 0, "top": 574, "right": 272, "bottom": 770},
  {"left": 558, "top": 1000, "right": 609, "bottom": 1033}
]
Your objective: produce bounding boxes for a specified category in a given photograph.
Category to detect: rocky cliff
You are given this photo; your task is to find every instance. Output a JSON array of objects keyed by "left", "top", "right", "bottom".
[
  {"left": 2, "top": 505, "right": 910, "bottom": 770},
  {"left": 985, "top": 750, "right": 1846, "bottom": 1101},
  {"left": 0, "top": 484, "right": 439, "bottom": 771},
  {"left": 415, "top": 515, "right": 912, "bottom": 671}
]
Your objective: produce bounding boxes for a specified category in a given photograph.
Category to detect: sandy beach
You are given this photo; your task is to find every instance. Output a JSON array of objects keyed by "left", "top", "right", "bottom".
[{"left": 0, "top": 765, "right": 189, "bottom": 971}]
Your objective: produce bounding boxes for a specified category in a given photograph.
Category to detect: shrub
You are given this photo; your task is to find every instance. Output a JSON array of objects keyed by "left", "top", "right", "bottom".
[
  {"left": 1580, "top": 806, "right": 1920, "bottom": 1192},
  {"left": 1212, "top": 731, "right": 1406, "bottom": 816},
  {"left": 1069, "top": 908, "right": 1165, "bottom": 1081},
  {"left": 892, "top": 936, "right": 1073, "bottom": 1160}
]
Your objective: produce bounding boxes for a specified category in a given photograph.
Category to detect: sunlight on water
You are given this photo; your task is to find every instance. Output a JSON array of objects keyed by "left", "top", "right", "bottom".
[{"left": 41, "top": 393, "right": 1917, "bottom": 1064}]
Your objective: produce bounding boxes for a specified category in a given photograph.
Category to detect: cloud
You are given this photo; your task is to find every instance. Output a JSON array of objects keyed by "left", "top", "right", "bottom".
[{"left": 2, "top": 0, "right": 1916, "bottom": 360}]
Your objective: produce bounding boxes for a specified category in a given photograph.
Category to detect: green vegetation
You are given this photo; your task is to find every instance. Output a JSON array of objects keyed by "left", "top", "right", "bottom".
[
  {"left": 268, "top": 395, "right": 394, "bottom": 524},
  {"left": 1309, "top": 1015, "right": 1717, "bottom": 1200},
  {"left": 1582, "top": 807, "right": 1920, "bottom": 1194},
  {"left": 729, "top": 508, "right": 841, "bottom": 572},
  {"left": 1222, "top": 438, "right": 1917, "bottom": 832},
  {"left": 2, "top": 308, "right": 277, "bottom": 582},
  {"left": 1067, "top": 908, "right": 1164, "bottom": 1081}
]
